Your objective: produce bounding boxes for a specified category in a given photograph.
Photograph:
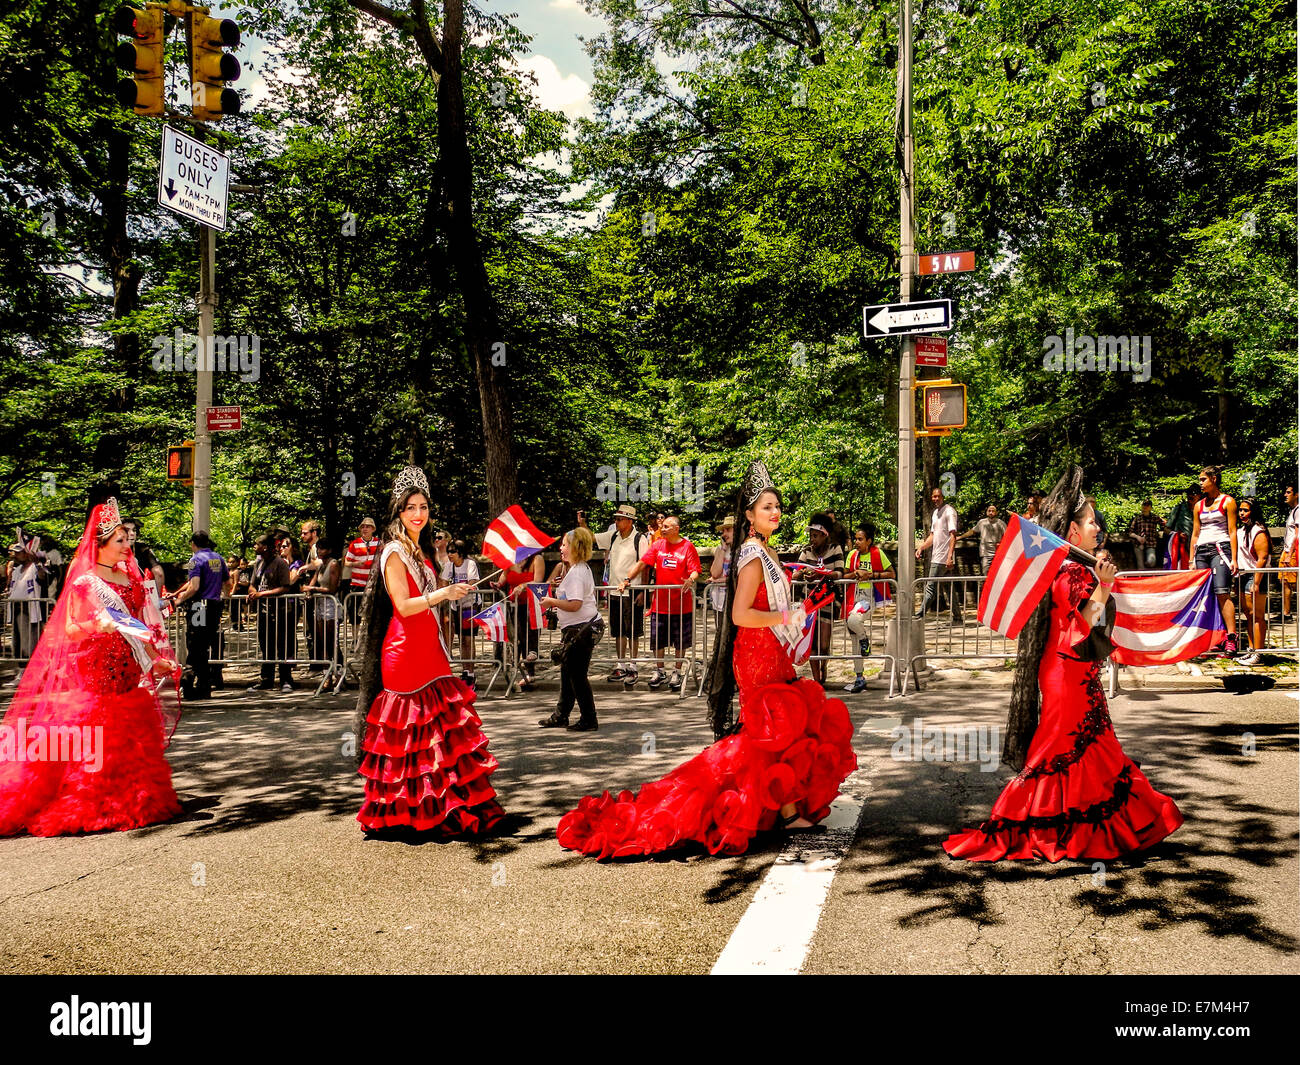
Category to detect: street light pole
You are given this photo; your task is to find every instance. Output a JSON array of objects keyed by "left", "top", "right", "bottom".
[
  {"left": 895, "top": 0, "right": 917, "bottom": 686},
  {"left": 194, "top": 219, "right": 214, "bottom": 533}
]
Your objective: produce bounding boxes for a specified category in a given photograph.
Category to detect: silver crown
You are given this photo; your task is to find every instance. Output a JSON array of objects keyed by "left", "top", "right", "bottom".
[
  {"left": 742, "top": 461, "right": 775, "bottom": 505},
  {"left": 97, "top": 497, "right": 123, "bottom": 537},
  {"left": 391, "top": 465, "right": 431, "bottom": 500}
]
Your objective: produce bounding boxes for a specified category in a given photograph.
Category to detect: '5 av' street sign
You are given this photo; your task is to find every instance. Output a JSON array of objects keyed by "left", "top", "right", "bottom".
[{"left": 862, "top": 299, "right": 952, "bottom": 338}]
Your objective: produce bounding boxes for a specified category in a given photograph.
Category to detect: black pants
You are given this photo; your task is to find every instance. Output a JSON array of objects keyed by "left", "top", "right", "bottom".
[
  {"left": 258, "top": 599, "right": 294, "bottom": 684},
  {"left": 513, "top": 596, "right": 538, "bottom": 674},
  {"left": 557, "top": 628, "right": 597, "bottom": 725},
  {"left": 186, "top": 599, "right": 223, "bottom": 696},
  {"left": 919, "top": 561, "right": 963, "bottom": 621}
]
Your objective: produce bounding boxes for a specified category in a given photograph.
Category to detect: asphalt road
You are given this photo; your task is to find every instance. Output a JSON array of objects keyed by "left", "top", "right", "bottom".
[{"left": 0, "top": 666, "right": 1295, "bottom": 975}]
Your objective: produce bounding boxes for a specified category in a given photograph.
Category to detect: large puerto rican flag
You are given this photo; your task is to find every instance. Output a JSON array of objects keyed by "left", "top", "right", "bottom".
[
  {"left": 1109, "top": 569, "right": 1224, "bottom": 665},
  {"left": 481, "top": 506, "right": 555, "bottom": 572},
  {"left": 978, "top": 513, "right": 1072, "bottom": 638}
]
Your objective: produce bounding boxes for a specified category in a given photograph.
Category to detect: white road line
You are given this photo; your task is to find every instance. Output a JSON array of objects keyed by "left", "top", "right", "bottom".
[{"left": 711, "top": 777, "right": 866, "bottom": 975}]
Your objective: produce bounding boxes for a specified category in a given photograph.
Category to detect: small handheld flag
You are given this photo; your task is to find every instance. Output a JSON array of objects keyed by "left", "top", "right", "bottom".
[{"left": 471, "top": 601, "right": 509, "bottom": 643}]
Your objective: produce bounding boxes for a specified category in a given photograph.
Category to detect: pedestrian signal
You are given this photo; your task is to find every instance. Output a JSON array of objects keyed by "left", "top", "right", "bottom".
[
  {"left": 168, "top": 444, "right": 195, "bottom": 484},
  {"left": 920, "top": 383, "right": 967, "bottom": 431}
]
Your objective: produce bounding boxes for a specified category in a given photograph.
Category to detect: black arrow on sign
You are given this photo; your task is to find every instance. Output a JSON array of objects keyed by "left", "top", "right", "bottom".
[{"left": 163, "top": 179, "right": 178, "bottom": 200}]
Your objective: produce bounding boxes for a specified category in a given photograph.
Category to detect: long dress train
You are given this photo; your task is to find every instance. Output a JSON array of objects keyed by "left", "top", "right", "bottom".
[{"left": 557, "top": 578, "right": 857, "bottom": 858}]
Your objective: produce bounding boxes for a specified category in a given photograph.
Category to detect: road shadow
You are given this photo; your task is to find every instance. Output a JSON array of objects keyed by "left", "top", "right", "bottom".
[{"left": 841, "top": 688, "right": 1299, "bottom": 953}]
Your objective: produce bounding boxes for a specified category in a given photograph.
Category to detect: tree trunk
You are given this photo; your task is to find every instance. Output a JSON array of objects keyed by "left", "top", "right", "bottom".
[{"left": 348, "top": 0, "right": 519, "bottom": 516}]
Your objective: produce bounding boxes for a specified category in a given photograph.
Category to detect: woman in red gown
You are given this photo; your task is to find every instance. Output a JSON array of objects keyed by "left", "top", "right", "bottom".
[
  {"left": 557, "top": 461, "right": 857, "bottom": 859},
  {"left": 0, "top": 499, "right": 182, "bottom": 837},
  {"left": 354, "top": 466, "right": 505, "bottom": 836},
  {"left": 944, "top": 470, "right": 1183, "bottom": 861}
]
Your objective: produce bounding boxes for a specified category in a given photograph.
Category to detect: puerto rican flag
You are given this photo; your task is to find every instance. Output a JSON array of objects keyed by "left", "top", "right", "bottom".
[
  {"left": 525, "top": 584, "right": 547, "bottom": 629},
  {"left": 471, "top": 601, "right": 509, "bottom": 643},
  {"left": 1109, "top": 569, "right": 1224, "bottom": 665},
  {"left": 482, "top": 506, "right": 555, "bottom": 572},
  {"left": 978, "top": 513, "right": 1071, "bottom": 638}
]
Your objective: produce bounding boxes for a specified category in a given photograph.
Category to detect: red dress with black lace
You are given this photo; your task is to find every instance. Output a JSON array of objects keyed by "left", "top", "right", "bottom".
[
  {"left": 944, "top": 562, "right": 1183, "bottom": 861},
  {"left": 0, "top": 576, "right": 181, "bottom": 837},
  {"left": 557, "top": 577, "right": 858, "bottom": 859},
  {"left": 357, "top": 561, "right": 504, "bottom": 835}
]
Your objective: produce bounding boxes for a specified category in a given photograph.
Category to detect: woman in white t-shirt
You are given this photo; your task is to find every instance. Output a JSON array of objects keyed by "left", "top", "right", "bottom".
[
  {"left": 1235, "top": 497, "right": 1271, "bottom": 665},
  {"left": 443, "top": 540, "right": 482, "bottom": 689},
  {"left": 538, "top": 528, "right": 601, "bottom": 731}
]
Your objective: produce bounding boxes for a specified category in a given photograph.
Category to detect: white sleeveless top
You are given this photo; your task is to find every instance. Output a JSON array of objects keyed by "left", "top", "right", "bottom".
[
  {"left": 1236, "top": 526, "right": 1267, "bottom": 571},
  {"left": 1195, "top": 494, "right": 1232, "bottom": 547}
]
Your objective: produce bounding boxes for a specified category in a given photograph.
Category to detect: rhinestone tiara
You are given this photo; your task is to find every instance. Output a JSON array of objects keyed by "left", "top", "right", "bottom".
[
  {"left": 97, "top": 497, "right": 123, "bottom": 538},
  {"left": 391, "top": 465, "right": 431, "bottom": 500},
  {"left": 742, "top": 461, "right": 775, "bottom": 505}
]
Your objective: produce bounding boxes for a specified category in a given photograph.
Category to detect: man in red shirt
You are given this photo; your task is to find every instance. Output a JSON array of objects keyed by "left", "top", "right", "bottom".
[{"left": 620, "top": 516, "right": 700, "bottom": 691}]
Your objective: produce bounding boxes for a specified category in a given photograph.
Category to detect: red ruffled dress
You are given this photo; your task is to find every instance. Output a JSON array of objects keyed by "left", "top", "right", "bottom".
[
  {"left": 557, "top": 579, "right": 858, "bottom": 859},
  {"left": 0, "top": 578, "right": 181, "bottom": 837},
  {"left": 944, "top": 562, "right": 1183, "bottom": 861},
  {"left": 357, "top": 560, "right": 504, "bottom": 835}
]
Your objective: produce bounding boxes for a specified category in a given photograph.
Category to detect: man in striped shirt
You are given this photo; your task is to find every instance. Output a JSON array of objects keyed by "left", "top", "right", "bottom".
[{"left": 343, "top": 518, "right": 379, "bottom": 625}]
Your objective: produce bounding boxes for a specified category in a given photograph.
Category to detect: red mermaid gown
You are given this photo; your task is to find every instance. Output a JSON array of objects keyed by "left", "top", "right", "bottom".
[
  {"left": 357, "top": 562, "right": 504, "bottom": 835},
  {"left": 0, "top": 578, "right": 181, "bottom": 837},
  {"left": 944, "top": 563, "right": 1183, "bottom": 861},
  {"left": 557, "top": 579, "right": 858, "bottom": 858}
]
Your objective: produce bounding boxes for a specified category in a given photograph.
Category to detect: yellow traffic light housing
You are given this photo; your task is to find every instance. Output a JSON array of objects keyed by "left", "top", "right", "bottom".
[
  {"left": 190, "top": 13, "right": 241, "bottom": 120},
  {"left": 168, "top": 443, "right": 195, "bottom": 485},
  {"left": 114, "top": 5, "right": 166, "bottom": 117}
]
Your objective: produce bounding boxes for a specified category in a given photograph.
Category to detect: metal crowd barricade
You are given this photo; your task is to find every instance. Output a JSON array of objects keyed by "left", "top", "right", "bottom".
[
  {"left": 804, "top": 577, "right": 901, "bottom": 696},
  {"left": 0, "top": 596, "right": 57, "bottom": 670},
  {"left": 905, "top": 573, "right": 1017, "bottom": 695},
  {"left": 170, "top": 592, "right": 345, "bottom": 696}
]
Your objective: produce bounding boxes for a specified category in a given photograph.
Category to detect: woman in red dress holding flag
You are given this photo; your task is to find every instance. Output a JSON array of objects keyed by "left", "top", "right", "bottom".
[
  {"left": 556, "top": 461, "right": 858, "bottom": 859},
  {"left": 0, "top": 498, "right": 182, "bottom": 837},
  {"left": 945, "top": 467, "right": 1183, "bottom": 862},
  {"left": 354, "top": 467, "right": 505, "bottom": 837}
]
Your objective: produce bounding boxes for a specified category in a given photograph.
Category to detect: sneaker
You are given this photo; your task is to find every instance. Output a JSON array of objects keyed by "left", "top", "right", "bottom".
[
  {"left": 1223, "top": 634, "right": 1239, "bottom": 655},
  {"left": 566, "top": 719, "right": 599, "bottom": 732},
  {"left": 280, "top": 682, "right": 295, "bottom": 693},
  {"left": 648, "top": 669, "right": 668, "bottom": 690},
  {"left": 622, "top": 668, "right": 639, "bottom": 689},
  {"left": 524, "top": 651, "right": 538, "bottom": 663},
  {"left": 1236, "top": 651, "right": 1260, "bottom": 666},
  {"left": 606, "top": 667, "right": 629, "bottom": 682},
  {"left": 538, "top": 712, "right": 569, "bottom": 728},
  {"left": 843, "top": 676, "right": 867, "bottom": 694},
  {"left": 668, "top": 671, "right": 683, "bottom": 691}
]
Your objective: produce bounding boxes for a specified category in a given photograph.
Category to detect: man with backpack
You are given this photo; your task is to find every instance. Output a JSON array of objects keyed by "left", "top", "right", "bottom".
[{"left": 586, "top": 505, "right": 650, "bottom": 688}]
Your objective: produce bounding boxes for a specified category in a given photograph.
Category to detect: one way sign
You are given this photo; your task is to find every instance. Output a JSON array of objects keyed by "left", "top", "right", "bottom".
[
  {"left": 862, "top": 299, "right": 952, "bottom": 338},
  {"left": 158, "top": 127, "right": 230, "bottom": 231}
]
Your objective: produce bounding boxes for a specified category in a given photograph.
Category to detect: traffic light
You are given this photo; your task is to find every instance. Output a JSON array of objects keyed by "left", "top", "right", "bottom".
[
  {"left": 190, "top": 12, "right": 241, "bottom": 120},
  {"left": 920, "top": 383, "right": 967, "bottom": 432},
  {"left": 114, "top": 5, "right": 165, "bottom": 117},
  {"left": 167, "top": 443, "right": 195, "bottom": 485}
]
